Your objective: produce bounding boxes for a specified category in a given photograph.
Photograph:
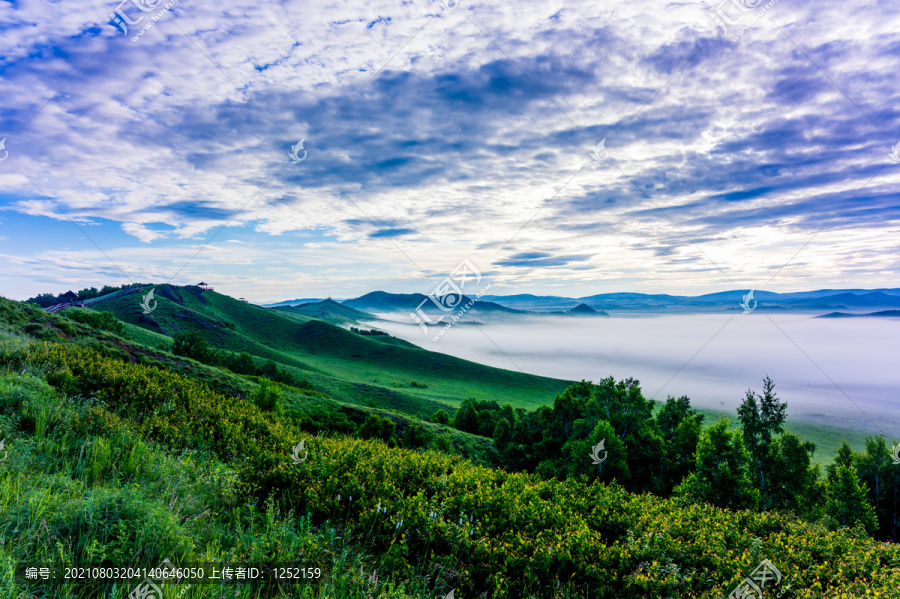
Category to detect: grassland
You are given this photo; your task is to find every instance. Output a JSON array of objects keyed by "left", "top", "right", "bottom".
[{"left": 2, "top": 289, "right": 897, "bottom": 598}]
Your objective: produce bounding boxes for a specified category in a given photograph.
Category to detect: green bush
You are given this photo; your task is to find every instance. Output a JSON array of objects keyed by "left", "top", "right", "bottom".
[
  {"left": 430, "top": 409, "right": 451, "bottom": 425},
  {"left": 65, "top": 308, "right": 126, "bottom": 336},
  {"left": 359, "top": 414, "right": 399, "bottom": 447},
  {"left": 251, "top": 377, "right": 284, "bottom": 414}
]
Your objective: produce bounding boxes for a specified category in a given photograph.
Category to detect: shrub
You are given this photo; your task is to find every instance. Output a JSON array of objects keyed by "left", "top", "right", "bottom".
[
  {"left": 430, "top": 409, "right": 451, "bottom": 425},
  {"left": 65, "top": 308, "right": 126, "bottom": 336},
  {"left": 251, "top": 377, "right": 284, "bottom": 414},
  {"left": 358, "top": 414, "right": 399, "bottom": 447},
  {"left": 171, "top": 330, "right": 215, "bottom": 363}
]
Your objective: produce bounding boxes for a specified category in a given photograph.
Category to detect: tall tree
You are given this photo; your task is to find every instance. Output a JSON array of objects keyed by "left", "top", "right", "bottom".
[
  {"left": 767, "top": 432, "right": 821, "bottom": 517},
  {"left": 660, "top": 414, "right": 704, "bottom": 495},
  {"left": 737, "top": 376, "right": 787, "bottom": 510},
  {"left": 675, "top": 418, "right": 759, "bottom": 510},
  {"left": 825, "top": 464, "right": 878, "bottom": 535},
  {"left": 855, "top": 436, "right": 900, "bottom": 542}
]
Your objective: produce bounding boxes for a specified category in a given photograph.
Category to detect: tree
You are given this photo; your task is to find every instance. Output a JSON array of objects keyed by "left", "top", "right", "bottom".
[
  {"left": 656, "top": 395, "right": 703, "bottom": 437},
  {"left": 660, "top": 414, "right": 704, "bottom": 495},
  {"left": 400, "top": 422, "right": 432, "bottom": 449},
  {"left": 676, "top": 418, "right": 759, "bottom": 510},
  {"left": 359, "top": 414, "right": 399, "bottom": 447},
  {"left": 855, "top": 436, "right": 900, "bottom": 542},
  {"left": 560, "top": 419, "right": 629, "bottom": 482},
  {"left": 172, "top": 330, "right": 215, "bottom": 363},
  {"left": 825, "top": 441, "right": 855, "bottom": 481},
  {"left": 585, "top": 377, "right": 654, "bottom": 443},
  {"left": 825, "top": 464, "right": 878, "bottom": 535},
  {"left": 430, "top": 409, "right": 451, "bottom": 425},
  {"left": 25, "top": 293, "right": 60, "bottom": 308},
  {"left": 737, "top": 376, "right": 787, "bottom": 510},
  {"left": 452, "top": 398, "right": 480, "bottom": 434},
  {"left": 250, "top": 377, "right": 283, "bottom": 414},
  {"left": 505, "top": 406, "right": 551, "bottom": 472},
  {"left": 550, "top": 381, "right": 592, "bottom": 440},
  {"left": 767, "top": 432, "right": 821, "bottom": 517},
  {"left": 228, "top": 352, "right": 255, "bottom": 375}
]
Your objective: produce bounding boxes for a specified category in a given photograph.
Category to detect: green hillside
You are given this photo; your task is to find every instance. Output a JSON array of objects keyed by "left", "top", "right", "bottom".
[
  {"left": 1, "top": 295, "right": 898, "bottom": 599},
  {"left": 272, "top": 298, "right": 379, "bottom": 324},
  {"left": 89, "top": 285, "right": 572, "bottom": 414}
]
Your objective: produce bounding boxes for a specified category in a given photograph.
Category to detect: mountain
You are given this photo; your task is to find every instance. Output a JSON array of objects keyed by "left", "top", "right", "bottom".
[
  {"left": 816, "top": 310, "right": 900, "bottom": 318},
  {"left": 477, "top": 289, "right": 900, "bottom": 314},
  {"left": 260, "top": 288, "right": 900, "bottom": 319},
  {"left": 84, "top": 285, "right": 570, "bottom": 413},
  {"left": 271, "top": 298, "right": 375, "bottom": 322},
  {"left": 568, "top": 303, "right": 608, "bottom": 315},
  {"left": 480, "top": 294, "right": 581, "bottom": 312},
  {"left": 343, "top": 291, "right": 525, "bottom": 315},
  {"left": 263, "top": 297, "right": 335, "bottom": 307}
]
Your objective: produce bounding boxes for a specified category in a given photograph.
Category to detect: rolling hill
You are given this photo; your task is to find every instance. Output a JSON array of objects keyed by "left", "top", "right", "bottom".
[{"left": 87, "top": 284, "right": 572, "bottom": 414}]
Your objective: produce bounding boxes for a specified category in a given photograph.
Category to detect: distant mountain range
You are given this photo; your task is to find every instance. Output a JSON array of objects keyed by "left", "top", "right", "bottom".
[
  {"left": 264, "top": 297, "right": 345, "bottom": 307},
  {"left": 479, "top": 289, "right": 900, "bottom": 314},
  {"left": 816, "top": 310, "right": 900, "bottom": 319},
  {"left": 343, "top": 291, "right": 524, "bottom": 315},
  {"left": 264, "top": 288, "right": 900, "bottom": 320}
]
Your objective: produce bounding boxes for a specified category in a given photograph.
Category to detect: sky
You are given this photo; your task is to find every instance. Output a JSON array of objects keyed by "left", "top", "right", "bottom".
[{"left": 1, "top": 0, "right": 899, "bottom": 302}]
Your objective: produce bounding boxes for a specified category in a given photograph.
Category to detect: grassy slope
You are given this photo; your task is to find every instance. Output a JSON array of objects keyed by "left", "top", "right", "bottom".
[
  {"left": 86, "top": 287, "right": 873, "bottom": 466},
  {"left": 1, "top": 304, "right": 897, "bottom": 599},
  {"left": 91, "top": 285, "right": 573, "bottom": 414}
]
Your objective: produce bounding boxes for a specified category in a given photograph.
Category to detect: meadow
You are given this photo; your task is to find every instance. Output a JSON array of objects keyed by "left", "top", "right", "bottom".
[{"left": 1, "top": 288, "right": 899, "bottom": 598}]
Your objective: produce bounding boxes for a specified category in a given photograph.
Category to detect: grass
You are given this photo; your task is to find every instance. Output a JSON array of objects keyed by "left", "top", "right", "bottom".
[
  {"left": 88, "top": 286, "right": 573, "bottom": 414},
  {"left": 0, "top": 370, "right": 432, "bottom": 599},
  {"left": 1, "top": 294, "right": 899, "bottom": 598}
]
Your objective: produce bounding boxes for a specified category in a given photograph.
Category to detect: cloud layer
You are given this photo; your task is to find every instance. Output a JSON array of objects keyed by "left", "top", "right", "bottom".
[{"left": 1, "top": 0, "right": 899, "bottom": 300}]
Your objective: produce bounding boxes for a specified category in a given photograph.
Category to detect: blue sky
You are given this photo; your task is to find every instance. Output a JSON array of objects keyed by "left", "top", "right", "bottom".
[{"left": 0, "top": 0, "right": 898, "bottom": 302}]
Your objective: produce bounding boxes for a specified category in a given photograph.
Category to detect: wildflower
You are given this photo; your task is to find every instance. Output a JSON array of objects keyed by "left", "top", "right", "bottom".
[
  {"left": 349, "top": 495, "right": 352, "bottom": 502},
  {"left": 469, "top": 515, "right": 473, "bottom": 523},
  {"left": 337, "top": 494, "right": 341, "bottom": 502},
  {"left": 377, "top": 502, "right": 381, "bottom": 512}
]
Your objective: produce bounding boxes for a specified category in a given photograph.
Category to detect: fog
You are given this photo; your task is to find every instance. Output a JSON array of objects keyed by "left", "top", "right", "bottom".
[{"left": 364, "top": 313, "right": 900, "bottom": 434}]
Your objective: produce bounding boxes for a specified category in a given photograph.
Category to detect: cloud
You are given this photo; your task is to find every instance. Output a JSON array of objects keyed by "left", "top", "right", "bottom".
[{"left": 0, "top": 0, "right": 898, "bottom": 300}]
